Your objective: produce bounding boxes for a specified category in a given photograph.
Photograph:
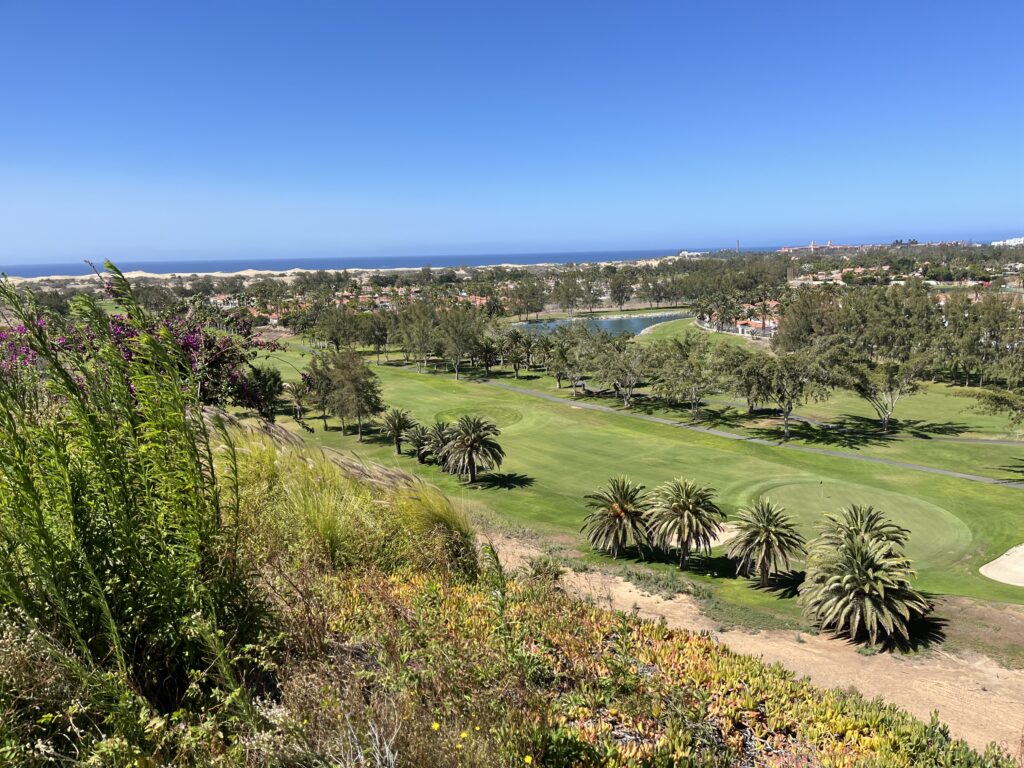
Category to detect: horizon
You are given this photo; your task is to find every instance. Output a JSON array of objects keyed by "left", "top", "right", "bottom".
[{"left": 1, "top": 1, "right": 1022, "bottom": 261}]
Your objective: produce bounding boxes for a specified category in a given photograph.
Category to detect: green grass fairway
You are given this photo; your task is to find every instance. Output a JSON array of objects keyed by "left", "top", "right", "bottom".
[
  {"left": 637, "top": 317, "right": 757, "bottom": 347},
  {"left": 265, "top": 351, "right": 1024, "bottom": 620}
]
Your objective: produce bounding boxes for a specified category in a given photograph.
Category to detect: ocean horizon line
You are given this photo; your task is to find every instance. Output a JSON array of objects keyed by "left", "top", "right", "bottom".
[{"left": 0, "top": 247, "right": 755, "bottom": 279}]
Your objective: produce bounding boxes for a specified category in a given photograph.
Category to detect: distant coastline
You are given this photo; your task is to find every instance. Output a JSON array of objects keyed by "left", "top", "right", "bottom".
[{"left": 0, "top": 248, "right": 690, "bottom": 281}]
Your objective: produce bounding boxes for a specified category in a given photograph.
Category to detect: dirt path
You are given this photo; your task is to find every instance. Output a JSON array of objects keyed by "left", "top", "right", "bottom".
[
  {"left": 488, "top": 531, "right": 1024, "bottom": 756},
  {"left": 483, "top": 380, "right": 1024, "bottom": 489}
]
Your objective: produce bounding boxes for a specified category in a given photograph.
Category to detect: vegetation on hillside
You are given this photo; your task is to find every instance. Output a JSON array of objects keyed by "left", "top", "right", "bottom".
[{"left": 0, "top": 267, "right": 1016, "bottom": 765}]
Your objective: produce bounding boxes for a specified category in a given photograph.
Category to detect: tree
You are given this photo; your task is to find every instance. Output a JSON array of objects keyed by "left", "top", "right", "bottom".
[
  {"left": 500, "top": 328, "right": 529, "bottom": 378},
  {"left": 508, "top": 276, "right": 546, "bottom": 319},
  {"left": 552, "top": 272, "right": 583, "bottom": 315},
  {"left": 650, "top": 333, "right": 722, "bottom": 415},
  {"left": 637, "top": 271, "right": 664, "bottom": 308},
  {"left": 362, "top": 311, "right": 393, "bottom": 364},
  {"left": 427, "top": 421, "right": 452, "bottom": 467},
  {"left": 284, "top": 380, "right": 308, "bottom": 421},
  {"left": 724, "top": 347, "right": 770, "bottom": 414},
  {"left": 581, "top": 477, "right": 651, "bottom": 559},
  {"left": 245, "top": 363, "right": 283, "bottom": 422},
  {"left": 593, "top": 339, "right": 649, "bottom": 408},
  {"left": 316, "top": 306, "right": 363, "bottom": 350},
  {"left": 380, "top": 408, "right": 416, "bottom": 455},
  {"left": 443, "top": 415, "right": 505, "bottom": 483},
  {"left": 608, "top": 273, "right": 633, "bottom": 310},
  {"left": 304, "top": 353, "right": 334, "bottom": 430},
  {"left": 648, "top": 479, "right": 724, "bottom": 570},
  {"left": 312, "top": 349, "right": 385, "bottom": 439},
  {"left": 399, "top": 301, "right": 437, "bottom": 371},
  {"left": 406, "top": 424, "right": 431, "bottom": 463},
  {"left": 438, "top": 305, "right": 482, "bottom": 380},
  {"left": 764, "top": 351, "right": 826, "bottom": 438},
  {"left": 834, "top": 355, "right": 926, "bottom": 431},
  {"left": 800, "top": 506, "right": 930, "bottom": 647},
  {"left": 728, "top": 499, "right": 806, "bottom": 588}
]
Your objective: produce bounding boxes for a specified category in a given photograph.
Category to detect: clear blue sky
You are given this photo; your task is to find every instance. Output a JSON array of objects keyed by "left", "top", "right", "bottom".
[{"left": 1, "top": 0, "right": 1021, "bottom": 264}]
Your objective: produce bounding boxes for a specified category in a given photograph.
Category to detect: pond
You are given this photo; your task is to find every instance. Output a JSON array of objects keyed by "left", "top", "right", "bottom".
[{"left": 516, "top": 310, "right": 690, "bottom": 336}]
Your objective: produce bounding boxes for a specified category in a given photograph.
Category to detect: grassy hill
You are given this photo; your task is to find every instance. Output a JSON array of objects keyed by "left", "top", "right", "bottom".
[{"left": 0, "top": 284, "right": 1016, "bottom": 766}]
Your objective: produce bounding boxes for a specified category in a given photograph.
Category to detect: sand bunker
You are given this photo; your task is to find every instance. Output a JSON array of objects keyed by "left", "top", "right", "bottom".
[
  {"left": 980, "top": 543, "right": 1024, "bottom": 587},
  {"left": 712, "top": 523, "right": 738, "bottom": 549}
]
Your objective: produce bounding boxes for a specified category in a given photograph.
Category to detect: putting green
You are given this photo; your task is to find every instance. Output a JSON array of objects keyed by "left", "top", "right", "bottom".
[
  {"left": 433, "top": 405, "right": 524, "bottom": 428},
  {"left": 719, "top": 475, "right": 973, "bottom": 568}
]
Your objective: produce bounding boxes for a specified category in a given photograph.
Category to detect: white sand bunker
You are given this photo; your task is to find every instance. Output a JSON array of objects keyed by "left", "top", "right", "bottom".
[
  {"left": 980, "top": 543, "right": 1024, "bottom": 587},
  {"left": 712, "top": 523, "right": 738, "bottom": 549}
]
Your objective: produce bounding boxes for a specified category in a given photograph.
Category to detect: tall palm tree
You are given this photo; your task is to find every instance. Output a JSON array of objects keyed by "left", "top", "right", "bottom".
[
  {"left": 800, "top": 511, "right": 929, "bottom": 647},
  {"left": 648, "top": 479, "right": 724, "bottom": 570},
  {"left": 581, "top": 477, "right": 652, "bottom": 559},
  {"left": 728, "top": 499, "right": 806, "bottom": 588},
  {"left": 406, "top": 424, "right": 430, "bottom": 464},
  {"left": 426, "top": 421, "right": 452, "bottom": 469},
  {"left": 443, "top": 416, "right": 505, "bottom": 483},
  {"left": 379, "top": 408, "right": 416, "bottom": 455}
]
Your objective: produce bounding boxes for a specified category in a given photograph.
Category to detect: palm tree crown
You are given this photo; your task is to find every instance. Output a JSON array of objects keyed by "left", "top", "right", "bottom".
[
  {"left": 648, "top": 479, "right": 724, "bottom": 570},
  {"left": 443, "top": 416, "right": 505, "bottom": 483},
  {"left": 800, "top": 505, "right": 929, "bottom": 647},
  {"left": 727, "top": 498, "right": 806, "bottom": 588},
  {"left": 379, "top": 408, "right": 416, "bottom": 455},
  {"left": 426, "top": 421, "right": 452, "bottom": 466},
  {"left": 581, "top": 477, "right": 652, "bottom": 559},
  {"left": 816, "top": 504, "right": 909, "bottom": 552},
  {"left": 405, "top": 424, "right": 430, "bottom": 464}
]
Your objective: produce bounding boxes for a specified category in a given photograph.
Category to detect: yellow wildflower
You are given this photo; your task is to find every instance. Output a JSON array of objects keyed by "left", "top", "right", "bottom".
[
  {"left": 460, "top": 731, "right": 468, "bottom": 739},
  {"left": 524, "top": 757, "right": 533, "bottom": 765},
  {"left": 431, "top": 722, "right": 440, "bottom": 731}
]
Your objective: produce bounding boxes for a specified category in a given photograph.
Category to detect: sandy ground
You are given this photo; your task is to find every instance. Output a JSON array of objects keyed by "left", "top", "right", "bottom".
[
  {"left": 489, "top": 531, "right": 1024, "bottom": 756},
  {"left": 982, "top": 544, "right": 1024, "bottom": 587}
]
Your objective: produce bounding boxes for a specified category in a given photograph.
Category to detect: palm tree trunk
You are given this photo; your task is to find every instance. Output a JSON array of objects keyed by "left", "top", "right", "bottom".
[{"left": 468, "top": 453, "right": 476, "bottom": 483}]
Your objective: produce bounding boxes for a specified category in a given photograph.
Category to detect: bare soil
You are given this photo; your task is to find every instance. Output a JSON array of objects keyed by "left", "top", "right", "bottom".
[{"left": 488, "top": 530, "right": 1024, "bottom": 756}]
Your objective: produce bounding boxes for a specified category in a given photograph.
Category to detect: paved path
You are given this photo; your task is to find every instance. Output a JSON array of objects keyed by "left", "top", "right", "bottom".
[{"left": 483, "top": 380, "right": 1024, "bottom": 489}]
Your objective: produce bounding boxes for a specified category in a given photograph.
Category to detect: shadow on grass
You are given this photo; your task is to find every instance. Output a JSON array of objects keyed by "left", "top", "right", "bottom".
[
  {"left": 752, "top": 570, "right": 805, "bottom": 599},
  {"left": 748, "top": 417, "right": 899, "bottom": 450},
  {"left": 993, "top": 457, "right": 1024, "bottom": 480},
  {"left": 473, "top": 472, "right": 536, "bottom": 490}
]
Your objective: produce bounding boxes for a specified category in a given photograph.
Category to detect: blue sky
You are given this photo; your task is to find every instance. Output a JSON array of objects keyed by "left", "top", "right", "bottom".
[{"left": 1, "top": 0, "right": 1022, "bottom": 264}]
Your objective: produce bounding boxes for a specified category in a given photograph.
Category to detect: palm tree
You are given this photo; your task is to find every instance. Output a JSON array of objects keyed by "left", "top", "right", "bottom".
[
  {"left": 284, "top": 381, "right": 308, "bottom": 421},
  {"left": 815, "top": 504, "right": 909, "bottom": 552},
  {"left": 581, "top": 477, "right": 651, "bottom": 559},
  {"left": 406, "top": 424, "right": 430, "bottom": 464},
  {"left": 648, "top": 479, "right": 724, "bottom": 570},
  {"left": 800, "top": 509, "right": 929, "bottom": 647},
  {"left": 379, "top": 408, "right": 416, "bottom": 455},
  {"left": 728, "top": 499, "right": 806, "bottom": 588},
  {"left": 426, "top": 421, "right": 452, "bottom": 468},
  {"left": 443, "top": 415, "right": 505, "bottom": 483}
]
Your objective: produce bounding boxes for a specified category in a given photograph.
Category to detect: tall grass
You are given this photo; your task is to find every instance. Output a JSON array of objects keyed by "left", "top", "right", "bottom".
[
  {"left": 0, "top": 265, "right": 270, "bottom": 761},
  {"left": 229, "top": 435, "right": 477, "bottom": 580}
]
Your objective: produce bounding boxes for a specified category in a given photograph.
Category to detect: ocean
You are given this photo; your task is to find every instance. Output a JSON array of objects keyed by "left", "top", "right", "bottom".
[{"left": 0, "top": 249, "right": 688, "bottom": 279}]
